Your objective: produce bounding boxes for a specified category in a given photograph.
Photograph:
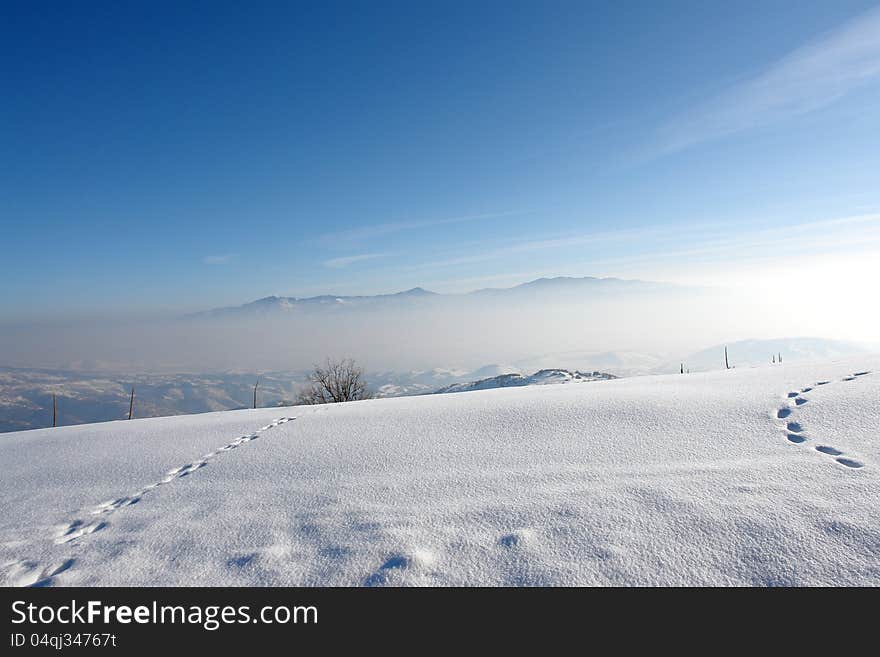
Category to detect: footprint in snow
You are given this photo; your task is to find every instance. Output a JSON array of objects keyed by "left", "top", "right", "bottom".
[
  {"left": 363, "top": 555, "right": 410, "bottom": 587},
  {"left": 6, "top": 559, "right": 76, "bottom": 587},
  {"left": 499, "top": 534, "right": 521, "bottom": 547},
  {"left": 29, "top": 559, "right": 76, "bottom": 588},
  {"left": 498, "top": 529, "right": 536, "bottom": 548},
  {"left": 785, "top": 419, "right": 806, "bottom": 443},
  {"left": 55, "top": 520, "right": 106, "bottom": 545},
  {"left": 362, "top": 550, "right": 436, "bottom": 587},
  {"left": 164, "top": 461, "right": 207, "bottom": 481},
  {"left": 92, "top": 496, "right": 140, "bottom": 515}
]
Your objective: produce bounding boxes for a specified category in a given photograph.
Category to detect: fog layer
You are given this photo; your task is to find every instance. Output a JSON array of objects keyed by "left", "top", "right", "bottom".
[{"left": 2, "top": 280, "right": 874, "bottom": 373}]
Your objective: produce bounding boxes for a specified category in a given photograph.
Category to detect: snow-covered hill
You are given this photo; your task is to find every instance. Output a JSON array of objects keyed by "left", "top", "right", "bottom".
[
  {"left": 514, "top": 350, "right": 664, "bottom": 376},
  {"left": 1, "top": 357, "right": 878, "bottom": 586},
  {"left": 434, "top": 368, "right": 616, "bottom": 394}
]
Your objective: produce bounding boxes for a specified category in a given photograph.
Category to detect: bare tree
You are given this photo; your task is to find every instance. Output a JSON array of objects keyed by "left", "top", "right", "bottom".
[{"left": 296, "top": 358, "right": 372, "bottom": 405}]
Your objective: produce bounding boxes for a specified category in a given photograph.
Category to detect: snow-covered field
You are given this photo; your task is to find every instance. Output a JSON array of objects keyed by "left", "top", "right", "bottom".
[{"left": 1, "top": 357, "right": 878, "bottom": 586}]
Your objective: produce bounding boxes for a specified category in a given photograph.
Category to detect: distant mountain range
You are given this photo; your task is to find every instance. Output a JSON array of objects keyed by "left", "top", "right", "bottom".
[
  {"left": 190, "top": 276, "right": 666, "bottom": 317},
  {"left": 192, "top": 286, "right": 438, "bottom": 317}
]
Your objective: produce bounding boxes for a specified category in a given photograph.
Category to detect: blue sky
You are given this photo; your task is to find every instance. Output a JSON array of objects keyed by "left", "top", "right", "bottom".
[{"left": 4, "top": 0, "right": 880, "bottom": 318}]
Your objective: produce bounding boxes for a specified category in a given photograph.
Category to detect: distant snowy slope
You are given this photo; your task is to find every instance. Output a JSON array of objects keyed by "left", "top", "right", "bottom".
[
  {"left": 684, "top": 337, "right": 868, "bottom": 371},
  {"left": 513, "top": 350, "right": 664, "bottom": 376},
  {"left": 1, "top": 357, "right": 878, "bottom": 586},
  {"left": 434, "top": 368, "right": 616, "bottom": 394}
]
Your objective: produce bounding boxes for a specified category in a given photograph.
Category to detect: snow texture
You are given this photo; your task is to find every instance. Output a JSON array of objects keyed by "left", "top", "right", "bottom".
[{"left": 1, "top": 358, "right": 878, "bottom": 586}]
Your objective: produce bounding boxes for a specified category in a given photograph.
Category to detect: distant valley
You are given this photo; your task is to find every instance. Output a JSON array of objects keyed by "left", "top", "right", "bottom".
[{"left": 0, "top": 336, "right": 869, "bottom": 433}]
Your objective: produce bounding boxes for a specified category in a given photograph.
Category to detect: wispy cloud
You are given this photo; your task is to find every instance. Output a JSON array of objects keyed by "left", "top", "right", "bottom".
[
  {"left": 582, "top": 213, "right": 880, "bottom": 267},
  {"left": 402, "top": 212, "right": 880, "bottom": 294},
  {"left": 317, "top": 210, "right": 530, "bottom": 245},
  {"left": 202, "top": 254, "right": 235, "bottom": 265},
  {"left": 322, "top": 253, "right": 388, "bottom": 269},
  {"left": 412, "top": 224, "right": 675, "bottom": 270},
  {"left": 653, "top": 6, "right": 880, "bottom": 155},
  {"left": 395, "top": 212, "right": 880, "bottom": 279}
]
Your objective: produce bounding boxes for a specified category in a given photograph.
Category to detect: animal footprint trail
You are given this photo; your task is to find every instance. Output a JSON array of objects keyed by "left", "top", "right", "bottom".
[
  {"left": 24, "top": 416, "right": 296, "bottom": 586},
  {"left": 97, "top": 417, "right": 294, "bottom": 519},
  {"left": 774, "top": 373, "right": 867, "bottom": 470}
]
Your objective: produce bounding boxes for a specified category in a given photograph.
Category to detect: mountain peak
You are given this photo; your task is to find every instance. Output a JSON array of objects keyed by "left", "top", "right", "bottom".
[{"left": 397, "top": 287, "right": 436, "bottom": 296}]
